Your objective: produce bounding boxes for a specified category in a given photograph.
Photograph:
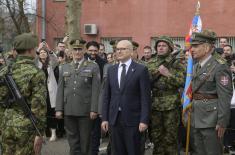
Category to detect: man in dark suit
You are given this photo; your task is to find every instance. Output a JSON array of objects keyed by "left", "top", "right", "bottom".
[{"left": 101, "top": 40, "right": 151, "bottom": 155}]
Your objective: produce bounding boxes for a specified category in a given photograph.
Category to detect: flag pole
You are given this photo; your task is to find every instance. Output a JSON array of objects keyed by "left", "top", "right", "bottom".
[
  {"left": 185, "top": 111, "right": 191, "bottom": 155},
  {"left": 185, "top": 2, "right": 200, "bottom": 155}
]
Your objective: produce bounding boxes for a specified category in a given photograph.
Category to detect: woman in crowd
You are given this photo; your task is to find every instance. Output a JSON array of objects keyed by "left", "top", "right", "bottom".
[{"left": 37, "top": 47, "right": 59, "bottom": 141}]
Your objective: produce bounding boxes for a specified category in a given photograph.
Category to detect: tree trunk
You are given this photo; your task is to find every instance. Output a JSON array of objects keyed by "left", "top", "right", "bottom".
[
  {"left": 66, "top": 0, "right": 82, "bottom": 42},
  {"left": 5, "top": 0, "right": 21, "bottom": 34},
  {"left": 17, "top": 0, "right": 30, "bottom": 33}
]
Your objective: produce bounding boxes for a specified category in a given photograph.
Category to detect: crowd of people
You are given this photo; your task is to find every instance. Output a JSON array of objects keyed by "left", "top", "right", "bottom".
[{"left": 0, "top": 29, "right": 235, "bottom": 155}]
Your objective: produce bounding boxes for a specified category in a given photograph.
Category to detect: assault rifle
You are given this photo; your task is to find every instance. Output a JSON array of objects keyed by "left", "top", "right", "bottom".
[{"left": 153, "top": 49, "right": 184, "bottom": 82}]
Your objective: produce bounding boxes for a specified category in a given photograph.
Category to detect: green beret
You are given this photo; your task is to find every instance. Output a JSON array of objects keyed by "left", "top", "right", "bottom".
[
  {"left": 132, "top": 41, "right": 139, "bottom": 50},
  {"left": 13, "top": 33, "right": 38, "bottom": 50},
  {"left": 191, "top": 29, "right": 217, "bottom": 45},
  {"left": 110, "top": 40, "right": 119, "bottom": 50},
  {"left": 70, "top": 39, "right": 86, "bottom": 49},
  {"left": 155, "top": 36, "right": 174, "bottom": 51}
]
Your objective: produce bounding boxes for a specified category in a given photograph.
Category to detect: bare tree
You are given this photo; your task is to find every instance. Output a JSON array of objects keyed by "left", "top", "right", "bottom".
[{"left": 4, "top": 0, "right": 30, "bottom": 34}]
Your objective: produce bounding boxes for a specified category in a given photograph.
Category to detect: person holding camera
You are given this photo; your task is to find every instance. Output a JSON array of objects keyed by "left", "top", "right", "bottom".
[{"left": 37, "top": 46, "right": 59, "bottom": 142}]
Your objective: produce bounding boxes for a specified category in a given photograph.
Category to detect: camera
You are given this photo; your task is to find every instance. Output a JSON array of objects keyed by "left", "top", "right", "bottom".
[{"left": 58, "top": 51, "right": 65, "bottom": 58}]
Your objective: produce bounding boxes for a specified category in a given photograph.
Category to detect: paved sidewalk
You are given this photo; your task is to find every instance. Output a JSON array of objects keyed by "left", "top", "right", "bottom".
[{"left": 41, "top": 137, "right": 153, "bottom": 155}]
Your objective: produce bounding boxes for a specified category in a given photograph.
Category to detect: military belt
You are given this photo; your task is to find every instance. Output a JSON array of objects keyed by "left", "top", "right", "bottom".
[{"left": 193, "top": 93, "right": 218, "bottom": 100}]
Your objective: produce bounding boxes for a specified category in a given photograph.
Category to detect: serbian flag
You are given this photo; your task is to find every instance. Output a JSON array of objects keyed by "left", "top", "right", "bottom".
[{"left": 182, "top": 1, "right": 202, "bottom": 123}]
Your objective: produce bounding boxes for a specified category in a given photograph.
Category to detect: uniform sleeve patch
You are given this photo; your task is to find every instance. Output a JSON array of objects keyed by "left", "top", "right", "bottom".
[{"left": 220, "top": 76, "right": 229, "bottom": 86}]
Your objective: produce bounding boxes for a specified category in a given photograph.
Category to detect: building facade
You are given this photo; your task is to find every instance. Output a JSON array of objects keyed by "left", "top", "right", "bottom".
[{"left": 36, "top": 0, "right": 235, "bottom": 55}]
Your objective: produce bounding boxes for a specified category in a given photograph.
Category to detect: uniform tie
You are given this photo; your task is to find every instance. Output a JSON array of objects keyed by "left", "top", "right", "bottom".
[
  {"left": 75, "top": 62, "right": 79, "bottom": 69},
  {"left": 120, "top": 64, "right": 126, "bottom": 88},
  {"left": 196, "top": 63, "right": 201, "bottom": 73}
]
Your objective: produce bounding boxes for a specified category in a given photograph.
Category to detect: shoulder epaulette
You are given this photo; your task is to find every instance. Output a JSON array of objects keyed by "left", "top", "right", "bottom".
[
  {"left": 87, "top": 59, "right": 97, "bottom": 65},
  {"left": 213, "top": 52, "right": 226, "bottom": 64}
]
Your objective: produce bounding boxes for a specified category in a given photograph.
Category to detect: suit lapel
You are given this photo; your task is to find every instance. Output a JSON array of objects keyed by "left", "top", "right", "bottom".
[{"left": 120, "top": 61, "right": 136, "bottom": 92}]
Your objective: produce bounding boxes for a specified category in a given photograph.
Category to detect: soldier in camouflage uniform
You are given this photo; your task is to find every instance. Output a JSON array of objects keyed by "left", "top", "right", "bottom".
[
  {"left": 147, "top": 36, "right": 185, "bottom": 155},
  {"left": 0, "top": 33, "right": 46, "bottom": 155},
  {"left": 190, "top": 29, "right": 233, "bottom": 155}
]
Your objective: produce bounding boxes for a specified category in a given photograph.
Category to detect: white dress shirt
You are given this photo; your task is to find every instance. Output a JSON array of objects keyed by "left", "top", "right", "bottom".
[{"left": 118, "top": 58, "right": 132, "bottom": 88}]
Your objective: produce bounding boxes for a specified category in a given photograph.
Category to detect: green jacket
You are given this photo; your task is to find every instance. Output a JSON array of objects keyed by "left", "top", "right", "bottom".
[
  {"left": 56, "top": 59, "right": 101, "bottom": 116},
  {"left": 191, "top": 56, "right": 233, "bottom": 128}
]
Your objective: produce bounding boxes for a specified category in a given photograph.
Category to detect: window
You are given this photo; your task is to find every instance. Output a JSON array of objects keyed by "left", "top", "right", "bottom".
[{"left": 100, "top": 37, "right": 132, "bottom": 53}]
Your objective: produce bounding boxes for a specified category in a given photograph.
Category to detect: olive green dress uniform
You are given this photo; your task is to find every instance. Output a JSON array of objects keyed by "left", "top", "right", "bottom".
[
  {"left": 147, "top": 36, "right": 185, "bottom": 155},
  {"left": 190, "top": 30, "right": 233, "bottom": 155},
  {"left": 0, "top": 33, "right": 47, "bottom": 155},
  {"left": 56, "top": 40, "right": 101, "bottom": 155}
]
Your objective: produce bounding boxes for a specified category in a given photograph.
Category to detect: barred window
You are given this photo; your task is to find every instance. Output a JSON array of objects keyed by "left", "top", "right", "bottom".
[{"left": 100, "top": 37, "right": 132, "bottom": 53}]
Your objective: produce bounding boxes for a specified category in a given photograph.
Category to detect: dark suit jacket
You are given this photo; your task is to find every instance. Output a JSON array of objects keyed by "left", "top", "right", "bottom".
[{"left": 102, "top": 60, "right": 151, "bottom": 126}]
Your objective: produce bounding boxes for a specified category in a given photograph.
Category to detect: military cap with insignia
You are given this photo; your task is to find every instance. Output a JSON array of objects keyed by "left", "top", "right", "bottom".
[
  {"left": 13, "top": 33, "right": 38, "bottom": 50},
  {"left": 155, "top": 36, "right": 174, "bottom": 52},
  {"left": 132, "top": 41, "right": 139, "bottom": 50},
  {"left": 70, "top": 39, "right": 86, "bottom": 49},
  {"left": 191, "top": 29, "right": 217, "bottom": 45}
]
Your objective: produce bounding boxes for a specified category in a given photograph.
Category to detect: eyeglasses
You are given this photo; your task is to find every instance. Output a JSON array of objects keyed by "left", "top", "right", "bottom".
[{"left": 116, "top": 48, "right": 130, "bottom": 52}]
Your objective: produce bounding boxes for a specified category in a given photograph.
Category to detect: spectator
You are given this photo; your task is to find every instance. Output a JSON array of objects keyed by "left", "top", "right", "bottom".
[
  {"left": 56, "top": 42, "right": 66, "bottom": 56},
  {"left": 222, "top": 44, "right": 233, "bottom": 59},
  {"left": 99, "top": 43, "right": 107, "bottom": 60},
  {"left": 142, "top": 46, "right": 152, "bottom": 62},
  {"left": 86, "top": 41, "right": 106, "bottom": 155},
  {"left": 219, "top": 37, "right": 229, "bottom": 48},
  {"left": 107, "top": 53, "right": 114, "bottom": 64},
  {"left": 37, "top": 47, "right": 59, "bottom": 142}
]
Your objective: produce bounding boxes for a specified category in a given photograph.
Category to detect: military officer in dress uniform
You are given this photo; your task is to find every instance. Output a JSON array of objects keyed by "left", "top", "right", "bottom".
[
  {"left": 56, "top": 39, "right": 101, "bottom": 155},
  {"left": 190, "top": 29, "right": 233, "bottom": 155}
]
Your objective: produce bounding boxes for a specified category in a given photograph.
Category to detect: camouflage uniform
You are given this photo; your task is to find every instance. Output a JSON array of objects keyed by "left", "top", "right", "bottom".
[
  {"left": 0, "top": 34, "right": 46, "bottom": 155},
  {"left": 147, "top": 36, "right": 185, "bottom": 155}
]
